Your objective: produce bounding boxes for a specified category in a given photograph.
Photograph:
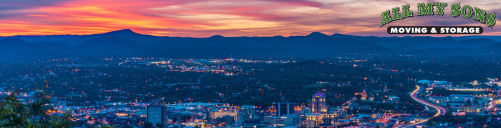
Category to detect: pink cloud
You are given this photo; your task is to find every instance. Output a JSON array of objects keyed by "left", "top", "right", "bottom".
[{"left": 0, "top": 0, "right": 500, "bottom": 37}]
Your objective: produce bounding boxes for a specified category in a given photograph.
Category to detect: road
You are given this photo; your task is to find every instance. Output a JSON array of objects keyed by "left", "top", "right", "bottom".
[
  {"left": 400, "top": 85, "right": 446, "bottom": 128},
  {"left": 379, "top": 113, "right": 410, "bottom": 124}
]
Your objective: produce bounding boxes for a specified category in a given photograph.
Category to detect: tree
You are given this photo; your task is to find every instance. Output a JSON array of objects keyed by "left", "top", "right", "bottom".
[
  {"left": 74, "top": 120, "right": 88, "bottom": 126},
  {"left": 156, "top": 123, "right": 165, "bottom": 128},
  {"left": 172, "top": 116, "right": 178, "bottom": 123},
  {"left": 195, "top": 125, "right": 200, "bottom": 128},
  {"left": 0, "top": 89, "right": 73, "bottom": 127},
  {"left": 84, "top": 123, "right": 93, "bottom": 128},
  {"left": 143, "top": 122, "right": 154, "bottom": 128},
  {"left": 97, "top": 124, "right": 114, "bottom": 128},
  {"left": 181, "top": 115, "right": 192, "bottom": 122},
  {"left": 123, "top": 124, "right": 133, "bottom": 128}
]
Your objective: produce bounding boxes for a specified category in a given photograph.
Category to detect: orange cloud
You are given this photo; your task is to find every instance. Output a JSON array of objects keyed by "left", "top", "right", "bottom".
[{"left": 0, "top": 0, "right": 500, "bottom": 37}]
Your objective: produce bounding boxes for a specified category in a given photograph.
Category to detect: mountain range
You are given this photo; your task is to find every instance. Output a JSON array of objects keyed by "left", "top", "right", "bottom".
[{"left": 1, "top": 29, "right": 501, "bottom": 58}]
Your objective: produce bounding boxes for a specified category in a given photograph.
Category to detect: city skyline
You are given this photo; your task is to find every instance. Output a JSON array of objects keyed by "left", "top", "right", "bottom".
[{"left": 1, "top": 0, "right": 501, "bottom": 37}]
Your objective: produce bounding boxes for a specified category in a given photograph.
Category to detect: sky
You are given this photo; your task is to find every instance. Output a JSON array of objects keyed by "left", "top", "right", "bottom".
[{"left": 1, "top": 0, "right": 501, "bottom": 37}]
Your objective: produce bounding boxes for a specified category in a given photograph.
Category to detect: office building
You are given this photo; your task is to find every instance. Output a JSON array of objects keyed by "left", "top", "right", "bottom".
[
  {"left": 311, "top": 90, "right": 327, "bottom": 114},
  {"left": 147, "top": 105, "right": 168, "bottom": 125}
]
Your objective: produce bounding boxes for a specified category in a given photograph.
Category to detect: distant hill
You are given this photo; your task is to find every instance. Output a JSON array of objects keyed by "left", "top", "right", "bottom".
[
  {"left": 72, "top": 36, "right": 148, "bottom": 56},
  {"left": 55, "top": 29, "right": 171, "bottom": 46},
  {"left": 405, "top": 48, "right": 474, "bottom": 56},
  {"left": 329, "top": 34, "right": 499, "bottom": 49},
  {"left": 391, "top": 45, "right": 416, "bottom": 52},
  {"left": 0, "top": 38, "right": 72, "bottom": 57},
  {"left": 453, "top": 36, "right": 501, "bottom": 42},
  {"left": 0, "top": 38, "right": 30, "bottom": 55},
  {"left": 1, "top": 29, "right": 501, "bottom": 58},
  {"left": 476, "top": 43, "right": 501, "bottom": 55}
]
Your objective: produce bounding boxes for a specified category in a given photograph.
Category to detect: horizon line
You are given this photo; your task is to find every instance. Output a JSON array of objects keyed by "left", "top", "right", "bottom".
[{"left": 1, "top": 29, "right": 499, "bottom": 38}]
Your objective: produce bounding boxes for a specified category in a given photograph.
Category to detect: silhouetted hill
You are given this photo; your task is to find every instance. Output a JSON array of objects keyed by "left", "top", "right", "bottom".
[
  {"left": 0, "top": 35, "right": 77, "bottom": 43},
  {"left": 56, "top": 29, "right": 170, "bottom": 46},
  {"left": 307, "top": 32, "right": 329, "bottom": 37},
  {"left": 72, "top": 36, "right": 147, "bottom": 56},
  {"left": 331, "top": 33, "right": 363, "bottom": 38},
  {"left": 391, "top": 44, "right": 416, "bottom": 52},
  {"left": 405, "top": 48, "right": 474, "bottom": 55},
  {"left": 30, "top": 42, "right": 71, "bottom": 52},
  {"left": 455, "top": 38, "right": 499, "bottom": 48},
  {"left": 1, "top": 29, "right": 501, "bottom": 58},
  {"left": 454, "top": 36, "right": 501, "bottom": 42},
  {"left": 328, "top": 34, "right": 500, "bottom": 49},
  {"left": 0, "top": 38, "right": 30, "bottom": 55},
  {"left": 149, "top": 33, "right": 384, "bottom": 50},
  {"left": 0, "top": 38, "right": 72, "bottom": 57},
  {"left": 378, "top": 37, "right": 497, "bottom": 49},
  {"left": 476, "top": 43, "right": 501, "bottom": 55}
]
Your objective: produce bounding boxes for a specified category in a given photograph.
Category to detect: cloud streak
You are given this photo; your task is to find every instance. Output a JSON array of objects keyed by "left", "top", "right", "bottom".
[{"left": 0, "top": 0, "right": 500, "bottom": 37}]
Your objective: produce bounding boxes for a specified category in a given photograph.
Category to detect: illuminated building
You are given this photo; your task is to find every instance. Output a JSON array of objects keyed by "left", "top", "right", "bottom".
[
  {"left": 147, "top": 105, "right": 167, "bottom": 125},
  {"left": 294, "top": 106, "right": 303, "bottom": 114},
  {"left": 209, "top": 110, "right": 238, "bottom": 119},
  {"left": 453, "top": 112, "right": 466, "bottom": 116},
  {"left": 311, "top": 90, "right": 327, "bottom": 114},
  {"left": 87, "top": 120, "right": 95, "bottom": 125},
  {"left": 97, "top": 117, "right": 107, "bottom": 124},
  {"left": 361, "top": 89, "right": 367, "bottom": 100},
  {"left": 267, "top": 106, "right": 278, "bottom": 116},
  {"left": 115, "top": 111, "right": 128, "bottom": 117},
  {"left": 240, "top": 105, "right": 255, "bottom": 119},
  {"left": 321, "top": 113, "right": 338, "bottom": 125},
  {"left": 304, "top": 113, "right": 322, "bottom": 128}
]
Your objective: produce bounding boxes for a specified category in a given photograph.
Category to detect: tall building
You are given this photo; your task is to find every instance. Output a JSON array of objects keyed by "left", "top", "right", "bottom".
[
  {"left": 234, "top": 113, "right": 244, "bottom": 126},
  {"left": 223, "top": 115, "right": 234, "bottom": 125},
  {"left": 147, "top": 105, "right": 167, "bottom": 125},
  {"left": 311, "top": 90, "right": 327, "bottom": 114},
  {"left": 235, "top": 113, "right": 244, "bottom": 121},
  {"left": 277, "top": 102, "right": 295, "bottom": 116},
  {"left": 240, "top": 105, "right": 255, "bottom": 119}
]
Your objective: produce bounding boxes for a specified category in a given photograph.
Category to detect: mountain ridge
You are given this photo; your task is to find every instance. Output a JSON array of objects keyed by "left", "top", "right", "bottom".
[{"left": 1, "top": 29, "right": 501, "bottom": 58}]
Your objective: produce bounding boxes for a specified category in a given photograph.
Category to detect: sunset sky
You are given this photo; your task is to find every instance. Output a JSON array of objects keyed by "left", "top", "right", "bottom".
[{"left": 1, "top": 0, "right": 501, "bottom": 37}]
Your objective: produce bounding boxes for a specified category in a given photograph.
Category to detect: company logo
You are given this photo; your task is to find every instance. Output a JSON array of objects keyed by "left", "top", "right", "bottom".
[{"left": 380, "top": 3, "right": 496, "bottom": 34}]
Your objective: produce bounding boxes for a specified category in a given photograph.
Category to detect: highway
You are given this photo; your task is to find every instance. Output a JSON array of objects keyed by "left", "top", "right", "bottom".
[
  {"left": 400, "top": 86, "right": 446, "bottom": 128},
  {"left": 377, "top": 113, "right": 410, "bottom": 124}
]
